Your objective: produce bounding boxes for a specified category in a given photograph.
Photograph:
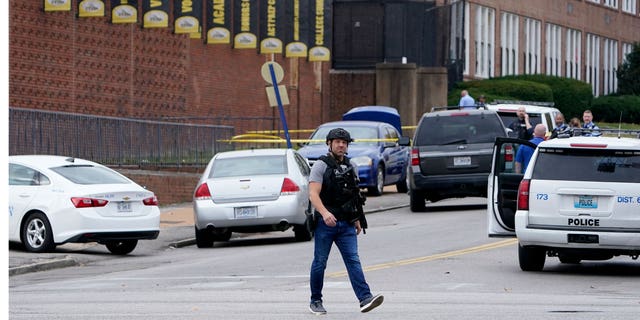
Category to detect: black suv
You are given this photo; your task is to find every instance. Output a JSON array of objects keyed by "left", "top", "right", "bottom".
[{"left": 408, "top": 109, "right": 508, "bottom": 211}]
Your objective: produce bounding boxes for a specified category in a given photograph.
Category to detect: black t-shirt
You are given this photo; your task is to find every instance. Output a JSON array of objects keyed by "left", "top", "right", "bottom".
[{"left": 508, "top": 119, "right": 533, "bottom": 140}]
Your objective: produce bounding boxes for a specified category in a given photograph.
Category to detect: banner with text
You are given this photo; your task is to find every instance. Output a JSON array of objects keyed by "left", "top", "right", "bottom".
[
  {"left": 259, "top": 0, "right": 286, "bottom": 54},
  {"left": 143, "top": 0, "right": 169, "bottom": 28},
  {"left": 44, "top": 0, "right": 71, "bottom": 11},
  {"left": 284, "top": 0, "right": 309, "bottom": 58},
  {"left": 206, "top": 0, "right": 232, "bottom": 44},
  {"left": 175, "top": 0, "right": 202, "bottom": 39},
  {"left": 309, "top": 0, "right": 332, "bottom": 61},
  {"left": 233, "top": 0, "right": 258, "bottom": 49},
  {"left": 78, "top": 0, "right": 105, "bottom": 17},
  {"left": 111, "top": 0, "right": 138, "bottom": 23}
]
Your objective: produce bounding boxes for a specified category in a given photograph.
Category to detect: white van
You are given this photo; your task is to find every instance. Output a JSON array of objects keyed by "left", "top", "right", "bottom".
[
  {"left": 487, "top": 130, "right": 640, "bottom": 271},
  {"left": 485, "top": 101, "right": 561, "bottom": 136}
]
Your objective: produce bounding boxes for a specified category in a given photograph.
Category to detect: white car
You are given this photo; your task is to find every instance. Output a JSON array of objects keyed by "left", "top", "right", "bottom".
[
  {"left": 485, "top": 101, "right": 561, "bottom": 136},
  {"left": 488, "top": 132, "right": 640, "bottom": 271},
  {"left": 9, "top": 155, "right": 160, "bottom": 255},
  {"left": 193, "top": 148, "right": 313, "bottom": 248}
]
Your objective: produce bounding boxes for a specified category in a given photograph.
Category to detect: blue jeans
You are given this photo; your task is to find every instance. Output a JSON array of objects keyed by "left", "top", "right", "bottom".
[{"left": 310, "top": 219, "right": 372, "bottom": 303}]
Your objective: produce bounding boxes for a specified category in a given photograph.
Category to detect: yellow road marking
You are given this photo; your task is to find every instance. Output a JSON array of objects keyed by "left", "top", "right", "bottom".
[{"left": 327, "top": 238, "right": 517, "bottom": 278}]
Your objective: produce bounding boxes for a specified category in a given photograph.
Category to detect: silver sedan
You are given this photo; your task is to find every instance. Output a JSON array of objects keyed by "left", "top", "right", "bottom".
[{"left": 193, "top": 148, "right": 313, "bottom": 247}]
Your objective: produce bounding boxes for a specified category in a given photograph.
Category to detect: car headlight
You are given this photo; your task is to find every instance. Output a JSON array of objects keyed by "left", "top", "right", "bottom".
[{"left": 351, "top": 156, "right": 373, "bottom": 167}]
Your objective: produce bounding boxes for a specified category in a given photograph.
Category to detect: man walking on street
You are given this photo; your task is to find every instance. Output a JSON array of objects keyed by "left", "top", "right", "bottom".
[{"left": 308, "top": 128, "right": 384, "bottom": 315}]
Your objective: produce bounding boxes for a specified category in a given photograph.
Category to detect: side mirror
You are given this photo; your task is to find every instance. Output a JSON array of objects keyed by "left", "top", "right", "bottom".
[
  {"left": 505, "top": 128, "right": 517, "bottom": 138},
  {"left": 397, "top": 136, "right": 411, "bottom": 146}
]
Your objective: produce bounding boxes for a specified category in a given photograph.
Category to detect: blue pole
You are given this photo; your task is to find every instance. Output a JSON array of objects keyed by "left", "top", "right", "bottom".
[{"left": 269, "top": 64, "right": 292, "bottom": 149}]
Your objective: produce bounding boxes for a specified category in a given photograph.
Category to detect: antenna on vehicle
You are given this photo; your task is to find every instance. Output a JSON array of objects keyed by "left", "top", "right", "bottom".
[{"left": 618, "top": 111, "right": 623, "bottom": 139}]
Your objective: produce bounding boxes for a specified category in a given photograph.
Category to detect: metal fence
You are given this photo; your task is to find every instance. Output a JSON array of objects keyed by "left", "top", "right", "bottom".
[{"left": 9, "top": 107, "right": 245, "bottom": 167}]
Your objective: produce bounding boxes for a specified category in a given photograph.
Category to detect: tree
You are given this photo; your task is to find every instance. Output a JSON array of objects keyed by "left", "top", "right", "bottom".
[{"left": 617, "top": 42, "right": 640, "bottom": 95}]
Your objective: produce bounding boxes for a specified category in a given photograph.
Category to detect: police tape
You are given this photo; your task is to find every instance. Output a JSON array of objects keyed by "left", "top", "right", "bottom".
[{"left": 218, "top": 135, "right": 405, "bottom": 144}]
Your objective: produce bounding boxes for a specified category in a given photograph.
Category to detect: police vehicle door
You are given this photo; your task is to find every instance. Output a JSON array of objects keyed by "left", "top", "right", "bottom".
[{"left": 487, "top": 137, "right": 538, "bottom": 236}]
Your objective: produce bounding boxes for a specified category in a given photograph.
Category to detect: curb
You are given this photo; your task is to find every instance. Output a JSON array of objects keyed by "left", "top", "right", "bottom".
[{"left": 9, "top": 256, "right": 78, "bottom": 276}]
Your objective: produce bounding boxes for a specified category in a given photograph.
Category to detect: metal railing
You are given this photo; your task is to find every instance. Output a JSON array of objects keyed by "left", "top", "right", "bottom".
[{"left": 9, "top": 107, "right": 242, "bottom": 167}]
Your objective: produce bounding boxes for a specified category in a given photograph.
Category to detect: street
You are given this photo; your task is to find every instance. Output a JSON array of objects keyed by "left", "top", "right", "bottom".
[{"left": 9, "top": 194, "right": 640, "bottom": 320}]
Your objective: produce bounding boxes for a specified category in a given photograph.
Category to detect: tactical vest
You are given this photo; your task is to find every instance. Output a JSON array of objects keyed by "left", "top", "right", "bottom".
[{"left": 318, "top": 154, "right": 360, "bottom": 221}]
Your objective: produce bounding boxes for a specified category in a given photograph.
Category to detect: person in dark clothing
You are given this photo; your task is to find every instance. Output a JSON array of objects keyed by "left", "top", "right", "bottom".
[
  {"left": 508, "top": 106, "right": 533, "bottom": 140},
  {"left": 550, "top": 113, "right": 569, "bottom": 139},
  {"left": 308, "top": 128, "right": 384, "bottom": 315}
]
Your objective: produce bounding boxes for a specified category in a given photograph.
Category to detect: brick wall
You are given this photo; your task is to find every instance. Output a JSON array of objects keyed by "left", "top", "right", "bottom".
[
  {"left": 8, "top": 1, "right": 332, "bottom": 134},
  {"left": 117, "top": 168, "right": 202, "bottom": 206}
]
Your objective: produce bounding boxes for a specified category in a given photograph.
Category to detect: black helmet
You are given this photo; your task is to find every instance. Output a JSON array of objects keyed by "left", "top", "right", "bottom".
[{"left": 326, "top": 128, "right": 353, "bottom": 144}]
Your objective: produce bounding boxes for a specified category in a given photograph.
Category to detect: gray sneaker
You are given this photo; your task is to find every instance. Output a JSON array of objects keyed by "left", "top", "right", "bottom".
[
  {"left": 360, "top": 294, "right": 384, "bottom": 313},
  {"left": 309, "top": 300, "right": 327, "bottom": 315}
]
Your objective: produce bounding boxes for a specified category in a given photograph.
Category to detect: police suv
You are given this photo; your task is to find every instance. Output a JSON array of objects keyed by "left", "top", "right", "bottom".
[{"left": 487, "top": 129, "right": 640, "bottom": 271}]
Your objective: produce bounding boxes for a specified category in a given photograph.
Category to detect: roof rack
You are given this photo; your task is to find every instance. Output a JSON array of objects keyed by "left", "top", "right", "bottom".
[
  {"left": 558, "top": 128, "right": 640, "bottom": 139},
  {"left": 490, "top": 100, "right": 555, "bottom": 107},
  {"left": 430, "top": 105, "right": 488, "bottom": 112}
]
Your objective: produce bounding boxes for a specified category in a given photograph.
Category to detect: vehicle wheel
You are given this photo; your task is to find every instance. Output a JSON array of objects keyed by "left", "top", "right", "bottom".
[
  {"left": 294, "top": 224, "right": 313, "bottom": 242},
  {"left": 367, "top": 166, "right": 384, "bottom": 196},
  {"left": 409, "top": 189, "right": 426, "bottom": 212},
  {"left": 395, "top": 179, "right": 408, "bottom": 193},
  {"left": 559, "top": 255, "right": 581, "bottom": 264},
  {"left": 22, "top": 212, "right": 56, "bottom": 253},
  {"left": 212, "top": 229, "right": 232, "bottom": 241},
  {"left": 518, "top": 243, "right": 546, "bottom": 271},
  {"left": 195, "top": 226, "right": 214, "bottom": 248},
  {"left": 105, "top": 240, "right": 138, "bottom": 255}
]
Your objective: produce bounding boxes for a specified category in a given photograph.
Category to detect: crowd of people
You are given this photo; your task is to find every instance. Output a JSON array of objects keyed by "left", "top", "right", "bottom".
[{"left": 513, "top": 109, "right": 602, "bottom": 173}]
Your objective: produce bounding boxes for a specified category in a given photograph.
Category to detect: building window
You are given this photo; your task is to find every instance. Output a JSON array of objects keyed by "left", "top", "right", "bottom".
[
  {"left": 622, "top": 42, "right": 634, "bottom": 61},
  {"left": 500, "top": 12, "right": 519, "bottom": 76},
  {"left": 474, "top": 5, "right": 495, "bottom": 78},
  {"left": 524, "top": 18, "right": 540, "bottom": 74},
  {"left": 604, "top": 0, "right": 619, "bottom": 8},
  {"left": 587, "top": 0, "right": 601, "bottom": 4},
  {"left": 464, "top": 2, "right": 470, "bottom": 76},
  {"left": 586, "top": 34, "right": 601, "bottom": 96},
  {"left": 565, "top": 28, "right": 581, "bottom": 80},
  {"left": 545, "top": 23, "right": 562, "bottom": 76},
  {"left": 603, "top": 38, "right": 618, "bottom": 95},
  {"left": 622, "top": 0, "right": 637, "bottom": 14}
]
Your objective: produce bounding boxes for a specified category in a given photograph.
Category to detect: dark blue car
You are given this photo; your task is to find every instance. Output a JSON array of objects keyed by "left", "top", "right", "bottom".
[{"left": 297, "top": 106, "right": 410, "bottom": 196}]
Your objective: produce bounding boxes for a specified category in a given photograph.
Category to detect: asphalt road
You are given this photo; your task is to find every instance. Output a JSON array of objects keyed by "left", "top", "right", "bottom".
[{"left": 8, "top": 193, "right": 640, "bottom": 320}]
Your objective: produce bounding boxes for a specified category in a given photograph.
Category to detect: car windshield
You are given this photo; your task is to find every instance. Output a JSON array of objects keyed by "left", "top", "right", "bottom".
[
  {"left": 414, "top": 114, "right": 505, "bottom": 145},
  {"left": 51, "top": 165, "right": 132, "bottom": 184},
  {"left": 210, "top": 155, "right": 288, "bottom": 178},
  {"left": 532, "top": 148, "right": 640, "bottom": 183},
  {"left": 307, "top": 126, "right": 378, "bottom": 146}
]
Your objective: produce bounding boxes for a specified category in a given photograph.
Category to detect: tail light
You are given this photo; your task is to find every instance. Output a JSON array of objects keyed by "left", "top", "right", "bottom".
[
  {"left": 281, "top": 178, "right": 300, "bottom": 195},
  {"left": 71, "top": 197, "right": 108, "bottom": 208},
  {"left": 143, "top": 195, "right": 158, "bottom": 206},
  {"left": 517, "top": 179, "right": 531, "bottom": 210},
  {"left": 504, "top": 144, "right": 513, "bottom": 162},
  {"left": 411, "top": 148, "right": 420, "bottom": 166},
  {"left": 194, "top": 183, "right": 212, "bottom": 200}
]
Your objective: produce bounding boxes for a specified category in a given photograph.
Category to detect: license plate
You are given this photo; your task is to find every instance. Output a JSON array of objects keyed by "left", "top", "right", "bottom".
[
  {"left": 234, "top": 206, "right": 258, "bottom": 219},
  {"left": 117, "top": 201, "right": 132, "bottom": 212},
  {"left": 454, "top": 156, "right": 471, "bottom": 166},
  {"left": 574, "top": 195, "right": 597, "bottom": 209}
]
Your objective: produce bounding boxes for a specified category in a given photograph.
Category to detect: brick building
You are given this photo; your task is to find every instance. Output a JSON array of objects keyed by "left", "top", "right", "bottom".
[{"left": 459, "top": 0, "right": 640, "bottom": 96}]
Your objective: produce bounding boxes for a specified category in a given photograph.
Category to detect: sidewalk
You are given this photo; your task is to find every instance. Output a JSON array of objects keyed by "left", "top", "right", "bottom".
[{"left": 9, "top": 189, "right": 409, "bottom": 276}]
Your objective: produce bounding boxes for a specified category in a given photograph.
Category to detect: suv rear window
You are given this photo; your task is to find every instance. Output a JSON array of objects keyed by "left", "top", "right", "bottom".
[
  {"left": 532, "top": 148, "right": 640, "bottom": 183},
  {"left": 497, "top": 112, "right": 543, "bottom": 128},
  {"left": 414, "top": 114, "right": 505, "bottom": 145}
]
